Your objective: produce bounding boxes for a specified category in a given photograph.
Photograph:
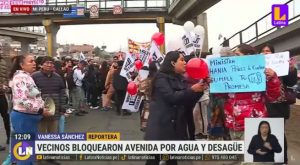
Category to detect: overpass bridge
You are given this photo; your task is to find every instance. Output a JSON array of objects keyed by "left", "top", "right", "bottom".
[
  {"left": 222, "top": 0, "right": 300, "bottom": 56},
  {"left": 0, "top": 27, "right": 45, "bottom": 53},
  {"left": 0, "top": 0, "right": 220, "bottom": 56}
]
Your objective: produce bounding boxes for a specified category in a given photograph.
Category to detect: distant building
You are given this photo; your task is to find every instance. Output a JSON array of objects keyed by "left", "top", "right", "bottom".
[{"left": 69, "top": 44, "right": 95, "bottom": 59}]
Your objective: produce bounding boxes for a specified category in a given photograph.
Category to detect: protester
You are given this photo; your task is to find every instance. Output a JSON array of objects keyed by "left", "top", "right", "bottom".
[
  {"left": 248, "top": 120, "right": 282, "bottom": 162},
  {"left": 112, "top": 61, "right": 131, "bottom": 115},
  {"left": 99, "top": 61, "right": 109, "bottom": 106},
  {"left": 138, "top": 62, "right": 158, "bottom": 131},
  {"left": 223, "top": 44, "right": 281, "bottom": 140},
  {"left": 32, "top": 56, "right": 67, "bottom": 134},
  {"left": 0, "top": 53, "right": 10, "bottom": 149},
  {"left": 85, "top": 64, "right": 100, "bottom": 109},
  {"left": 102, "top": 58, "right": 118, "bottom": 111},
  {"left": 9, "top": 54, "right": 51, "bottom": 165},
  {"left": 260, "top": 43, "right": 297, "bottom": 164},
  {"left": 145, "top": 51, "right": 207, "bottom": 165},
  {"left": 71, "top": 60, "right": 88, "bottom": 116}
]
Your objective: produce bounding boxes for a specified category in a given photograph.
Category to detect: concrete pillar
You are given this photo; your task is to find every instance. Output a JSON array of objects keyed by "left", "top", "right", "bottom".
[
  {"left": 195, "top": 13, "right": 209, "bottom": 53},
  {"left": 43, "top": 19, "right": 60, "bottom": 57},
  {"left": 156, "top": 17, "right": 165, "bottom": 54},
  {"left": 12, "top": 37, "right": 36, "bottom": 55},
  {"left": 19, "top": 39, "right": 30, "bottom": 54}
]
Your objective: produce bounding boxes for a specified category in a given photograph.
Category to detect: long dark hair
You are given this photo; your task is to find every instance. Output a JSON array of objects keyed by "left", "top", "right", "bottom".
[
  {"left": 150, "top": 51, "right": 181, "bottom": 97},
  {"left": 236, "top": 43, "right": 257, "bottom": 55},
  {"left": 257, "top": 120, "right": 271, "bottom": 136},
  {"left": 160, "top": 51, "right": 180, "bottom": 75},
  {"left": 260, "top": 43, "right": 275, "bottom": 53},
  {"left": 9, "top": 55, "right": 27, "bottom": 79}
]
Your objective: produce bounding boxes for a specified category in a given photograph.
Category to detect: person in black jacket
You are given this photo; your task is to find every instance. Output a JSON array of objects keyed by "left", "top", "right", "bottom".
[
  {"left": 248, "top": 121, "right": 282, "bottom": 162},
  {"left": 260, "top": 44, "right": 297, "bottom": 164},
  {"left": 112, "top": 61, "right": 131, "bottom": 116},
  {"left": 145, "top": 51, "right": 207, "bottom": 165}
]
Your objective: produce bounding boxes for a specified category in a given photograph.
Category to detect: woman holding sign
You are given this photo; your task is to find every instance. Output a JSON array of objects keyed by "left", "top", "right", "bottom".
[
  {"left": 145, "top": 51, "right": 207, "bottom": 165},
  {"left": 223, "top": 44, "right": 281, "bottom": 140},
  {"left": 260, "top": 43, "right": 298, "bottom": 164}
]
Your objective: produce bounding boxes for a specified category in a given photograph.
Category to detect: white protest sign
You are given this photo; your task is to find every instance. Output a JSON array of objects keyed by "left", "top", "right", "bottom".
[
  {"left": 265, "top": 51, "right": 289, "bottom": 77},
  {"left": 182, "top": 32, "right": 194, "bottom": 55},
  {"left": 149, "top": 41, "right": 164, "bottom": 64},
  {"left": 139, "top": 47, "right": 150, "bottom": 64},
  {"left": 120, "top": 53, "right": 135, "bottom": 81},
  {"left": 122, "top": 93, "right": 144, "bottom": 112}
]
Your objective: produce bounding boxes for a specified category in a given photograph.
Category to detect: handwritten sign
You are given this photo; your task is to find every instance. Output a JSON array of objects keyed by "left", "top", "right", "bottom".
[
  {"left": 120, "top": 53, "right": 135, "bottom": 81},
  {"left": 265, "top": 51, "right": 289, "bottom": 77},
  {"left": 122, "top": 93, "right": 143, "bottom": 112},
  {"left": 209, "top": 55, "right": 266, "bottom": 93}
]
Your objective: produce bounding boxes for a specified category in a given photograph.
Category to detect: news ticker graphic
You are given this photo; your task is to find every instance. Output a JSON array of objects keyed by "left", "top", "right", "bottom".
[
  {"left": 10, "top": 5, "right": 72, "bottom": 14},
  {"left": 34, "top": 154, "right": 244, "bottom": 161},
  {"left": 12, "top": 133, "right": 244, "bottom": 162}
]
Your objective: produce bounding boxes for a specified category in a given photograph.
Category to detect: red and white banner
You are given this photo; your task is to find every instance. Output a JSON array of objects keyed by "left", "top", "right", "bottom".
[{"left": 128, "top": 39, "right": 151, "bottom": 55}]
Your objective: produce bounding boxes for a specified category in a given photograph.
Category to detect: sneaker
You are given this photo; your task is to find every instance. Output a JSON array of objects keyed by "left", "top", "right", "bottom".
[
  {"left": 2, "top": 154, "right": 11, "bottom": 165},
  {"left": 66, "top": 109, "right": 73, "bottom": 114},
  {"left": 90, "top": 106, "right": 99, "bottom": 109},
  {"left": 101, "top": 107, "right": 109, "bottom": 111}
]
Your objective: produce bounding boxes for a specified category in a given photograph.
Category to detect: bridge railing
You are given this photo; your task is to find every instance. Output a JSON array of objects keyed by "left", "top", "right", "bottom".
[
  {"left": 11, "top": 26, "right": 46, "bottom": 35},
  {"left": 222, "top": 0, "right": 300, "bottom": 49},
  {"left": 46, "top": 0, "right": 169, "bottom": 11}
]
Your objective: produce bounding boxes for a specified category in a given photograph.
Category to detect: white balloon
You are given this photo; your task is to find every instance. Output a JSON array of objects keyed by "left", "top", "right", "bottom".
[
  {"left": 166, "top": 37, "right": 185, "bottom": 53},
  {"left": 183, "top": 21, "right": 194, "bottom": 33},
  {"left": 194, "top": 25, "right": 205, "bottom": 35}
]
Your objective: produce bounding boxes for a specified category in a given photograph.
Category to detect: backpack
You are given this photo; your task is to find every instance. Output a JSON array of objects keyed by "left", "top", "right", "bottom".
[{"left": 66, "top": 68, "right": 77, "bottom": 90}]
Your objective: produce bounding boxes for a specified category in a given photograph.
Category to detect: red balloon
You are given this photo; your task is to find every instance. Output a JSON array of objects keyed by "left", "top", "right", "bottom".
[
  {"left": 127, "top": 82, "right": 138, "bottom": 95},
  {"left": 135, "top": 60, "right": 143, "bottom": 71},
  {"left": 186, "top": 58, "right": 209, "bottom": 80},
  {"left": 151, "top": 32, "right": 165, "bottom": 46}
]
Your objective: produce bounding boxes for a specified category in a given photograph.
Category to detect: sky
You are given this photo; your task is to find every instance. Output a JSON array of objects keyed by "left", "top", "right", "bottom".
[{"left": 56, "top": 0, "right": 289, "bottom": 52}]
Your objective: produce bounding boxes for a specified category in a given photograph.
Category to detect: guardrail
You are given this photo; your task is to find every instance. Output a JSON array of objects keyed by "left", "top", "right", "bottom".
[
  {"left": 11, "top": 26, "right": 46, "bottom": 34},
  {"left": 222, "top": 0, "right": 300, "bottom": 49}
]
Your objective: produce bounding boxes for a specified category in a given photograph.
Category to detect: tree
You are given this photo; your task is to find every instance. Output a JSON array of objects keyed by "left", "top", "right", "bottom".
[{"left": 94, "top": 46, "right": 101, "bottom": 57}]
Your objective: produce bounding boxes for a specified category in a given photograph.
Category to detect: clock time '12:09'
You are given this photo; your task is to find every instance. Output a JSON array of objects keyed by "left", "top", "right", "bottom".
[{"left": 14, "top": 133, "right": 33, "bottom": 141}]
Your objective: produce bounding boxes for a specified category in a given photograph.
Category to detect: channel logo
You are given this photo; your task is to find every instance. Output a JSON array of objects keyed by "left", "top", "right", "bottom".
[
  {"left": 272, "top": 4, "right": 289, "bottom": 26},
  {"left": 12, "top": 141, "right": 34, "bottom": 161}
]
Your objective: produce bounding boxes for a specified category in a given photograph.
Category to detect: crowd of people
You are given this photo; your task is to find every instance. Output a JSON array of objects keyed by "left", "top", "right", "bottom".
[{"left": 0, "top": 42, "right": 298, "bottom": 165}]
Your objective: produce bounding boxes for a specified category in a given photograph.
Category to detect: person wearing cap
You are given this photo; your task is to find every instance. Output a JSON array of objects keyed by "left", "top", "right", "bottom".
[{"left": 31, "top": 56, "right": 68, "bottom": 133}]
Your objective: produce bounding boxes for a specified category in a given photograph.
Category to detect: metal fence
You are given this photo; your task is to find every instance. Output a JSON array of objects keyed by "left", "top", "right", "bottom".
[{"left": 222, "top": 0, "right": 300, "bottom": 49}]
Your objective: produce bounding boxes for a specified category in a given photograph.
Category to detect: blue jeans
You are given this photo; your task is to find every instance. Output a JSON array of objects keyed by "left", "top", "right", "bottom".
[{"left": 10, "top": 110, "right": 42, "bottom": 165}]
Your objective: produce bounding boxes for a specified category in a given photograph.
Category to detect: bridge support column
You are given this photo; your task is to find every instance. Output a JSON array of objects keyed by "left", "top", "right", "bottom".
[
  {"left": 156, "top": 17, "right": 165, "bottom": 54},
  {"left": 19, "top": 38, "right": 30, "bottom": 54},
  {"left": 194, "top": 13, "right": 209, "bottom": 54},
  {"left": 43, "top": 19, "right": 60, "bottom": 57},
  {"left": 12, "top": 37, "right": 36, "bottom": 55}
]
